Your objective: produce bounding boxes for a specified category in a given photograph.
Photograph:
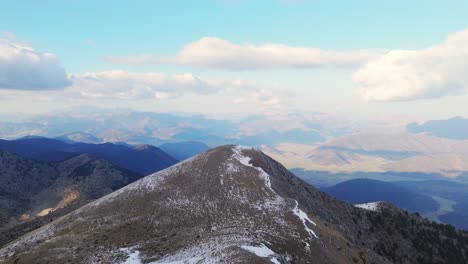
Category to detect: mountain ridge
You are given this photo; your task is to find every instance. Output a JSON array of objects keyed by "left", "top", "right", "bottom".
[
  {"left": 2, "top": 145, "right": 468, "bottom": 263},
  {"left": 0, "top": 137, "right": 178, "bottom": 175},
  {"left": 0, "top": 150, "right": 143, "bottom": 247}
]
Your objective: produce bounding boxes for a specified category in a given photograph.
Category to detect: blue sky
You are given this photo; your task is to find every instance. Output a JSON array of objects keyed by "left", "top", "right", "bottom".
[
  {"left": 1, "top": 0, "right": 468, "bottom": 119},
  {"left": 3, "top": 0, "right": 466, "bottom": 72}
]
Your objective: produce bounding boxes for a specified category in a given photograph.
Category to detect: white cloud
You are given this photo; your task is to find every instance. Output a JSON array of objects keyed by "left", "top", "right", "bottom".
[
  {"left": 233, "top": 89, "right": 281, "bottom": 107},
  {"left": 67, "top": 70, "right": 280, "bottom": 101},
  {"left": 107, "top": 37, "right": 378, "bottom": 70},
  {"left": 354, "top": 29, "right": 468, "bottom": 102},
  {"left": 0, "top": 69, "right": 288, "bottom": 115},
  {"left": 68, "top": 70, "right": 225, "bottom": 100},
  {"left": 0, "top": 38, "right": 70, "bottom": 90},
  {"left": 0, "top": 69, "right": 285, "bottom": 106}
]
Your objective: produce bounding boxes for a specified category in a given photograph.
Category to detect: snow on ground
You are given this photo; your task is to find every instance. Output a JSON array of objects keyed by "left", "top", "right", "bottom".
[
  {"left": 233, "top": 145, "right": 319, "bottom": 241},
  {"left": 120, "top": 248, "right": 143, "bottom": 264},
  {"left": 241, "top": 244, "right": 280, "bottom": 264},
  {"left": 292, "top": 201, "right": 319, "bottom": 239},
  {"left": 150, "top": 239, "right": 233, "bottom": 264},
  {"left": 151, "top": 256, "right": 204, "bottom": 264},
  {"left": 120, "top": 245, "right": 212, "bottom": 264},
  {"left": 232, "top": 145, "right": 272, "bottom": 189},
  {"left": 355, "top": 202, "right": 382, "bottom": 211}
]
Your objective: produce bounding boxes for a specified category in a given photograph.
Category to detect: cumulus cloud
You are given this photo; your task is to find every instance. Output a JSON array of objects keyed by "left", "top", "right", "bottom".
[
  {"left": 355, "top": 29, "right": 468, "bottom": 102},
  {"left": 0, "top": 38, "right": 70, "bottom": 90},
  {"left": 107, "top": 37, "right": 378, "bottom": 70},
  {"left": 68, "top": 70, "right": 270, "bottom": 100},
  {"left": 233, "top": 89, "right": 281, "bottom": 107}
]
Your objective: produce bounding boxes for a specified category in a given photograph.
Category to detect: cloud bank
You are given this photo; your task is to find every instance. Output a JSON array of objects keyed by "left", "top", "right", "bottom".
[
  {"left": 0, "top": 38, "right": 70, "bottom": 90},
  {"left": 107, "top": 37, "right": 377, "bottom": 70},
  {"left": 355, "top": 29, "right": 468, "bottom": 102},
  {"left": 69, "top": 70, "right": 272, "bottom": 100}
]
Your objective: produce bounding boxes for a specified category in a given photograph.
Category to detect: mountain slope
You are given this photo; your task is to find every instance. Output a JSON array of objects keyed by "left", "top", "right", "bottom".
[
  {"left": 0, "top": 138, "right": 177, "bottom": 175},
  {"left": 1, "top": 146, "right": 468, "bottom": 264},
  {"left": 323, "top": 179, "right": 438, "bottom": 213},
  {"left": 0, "top": 150, "right": 142, "bottom": 246},
  {"left": 0, "top": 146, "right": 388, "bottom": 264}
]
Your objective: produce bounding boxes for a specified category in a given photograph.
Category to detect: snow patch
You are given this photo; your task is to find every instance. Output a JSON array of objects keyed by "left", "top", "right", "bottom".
[
  {"left": 152, "top": 256, "right": 204, "bottom": 264},
  {"left": 292, "top": 201, "right": 318, "bottom": 239},
  {"left": 120, "top": 247, "right": 143, "bottom": 264},
  {"left": 232, "top": 145, "right": 273, "bottom": 190},
  {"left": 271, "top": 258, "right": 281, "bottom": 264},
  {"left": 241, "top": 243, "right": 280, "bottom": 264},
  {"left": 355, "top": 202, "right": 381, "bottom": 211},
  {"left": 151, "top": 239, "right": 232, "bottom": 264}
]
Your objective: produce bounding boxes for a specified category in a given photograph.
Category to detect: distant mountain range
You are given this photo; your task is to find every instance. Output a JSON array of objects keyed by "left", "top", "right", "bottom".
[
  {"left": 2, "top": 110, "right": 468, "bottom": 178},
  {"left": 56, "top": 131, "right": 102, "bottom": 144},
  {"left": 159, "top": 141, "right": 210, "bottom": 160},
  {"left": 1, "top": 145, "right": 467, "bottom": 263},
  {"left": 0, "top": 137, "right": 177, "bottom": 175},
  {"left": 0, "top": 150, "right": 143, "bottom": 247},
  {"left": 0, "top": 109, "right": 331, "bottom": 147},
  {"left": 407, "top": 116, "right": 468, "bottom": 140},
  {"left": 296, "top": 174, "right": 468, "bottom": 231},
  {"left": 266, "top": 132, "right": 468, "bottom": 177},
  {"left": 322, "top": 179, "right": 438, "bottom": 213},
  {"left": 394, "top": 180, "right": 468, "bottom": 230}
]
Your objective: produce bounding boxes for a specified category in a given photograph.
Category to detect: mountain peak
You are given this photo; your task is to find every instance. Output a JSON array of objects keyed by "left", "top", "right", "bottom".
[
  {"left": 3, "top": 145, "right": 468, "bottom": 264},
  {"left": 1, "top": 144, "right": 388, "bottom": 263}
]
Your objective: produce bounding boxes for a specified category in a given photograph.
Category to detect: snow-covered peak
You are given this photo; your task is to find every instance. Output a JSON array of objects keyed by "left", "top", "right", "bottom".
[{"left": 1, "top": 145, "right": 325, "bottom": 263}]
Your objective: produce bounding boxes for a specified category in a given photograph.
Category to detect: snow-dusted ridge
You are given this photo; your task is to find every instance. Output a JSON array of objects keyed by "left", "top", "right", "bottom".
[
  {"left": 232, "top": 145, "right": 273, "bottom": 189},
  {"left": 87, "top": 154, "right": 200, "bottom": 207},
  {"left": 1, "top": 145, "right": 325, "bottom": 263},
  {"left": 232, "top": 145, "right": 319, "bottom": 240}
]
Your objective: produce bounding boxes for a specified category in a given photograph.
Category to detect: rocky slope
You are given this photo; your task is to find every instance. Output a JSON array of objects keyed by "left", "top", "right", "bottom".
[
  {"left": 1, "top": 146, "right": 467, "bottom": 263},
  {"left": 0, "top": 150, "right": 142, "bottom": 247}
]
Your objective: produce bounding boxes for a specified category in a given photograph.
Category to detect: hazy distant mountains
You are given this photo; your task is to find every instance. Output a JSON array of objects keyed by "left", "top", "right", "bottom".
[
  {"left": 0, "top": 138, "right": 177, "bottom": 175},
  {"left": 159, "top": 141, "right": 210, "bottom": 160},
  {"left": 323, "top": 179, "right": 439, "bottom": 213},
  {"left": 0, "top": 109, "right": 330, "bottom": 147},
  {"left": 2, "top": 146, "right": 468, "bottom": 263},
  {"left": 293, "top": 171, "right": 468, "bottom": 230},
  {"left": 266, "top": 132, "right": 468, "bottom": 177},
  {"left": 407, "top": 116, "right": 468, "bottom": 140},
  {"left": 396, "top": 180, "right": 468, "bottom": 230},
  {"left": 3, "top": 109, "right": 468, "bottom": 178},
  {"left": 56, "top": 131, "right": 102, "bottom": 144}
]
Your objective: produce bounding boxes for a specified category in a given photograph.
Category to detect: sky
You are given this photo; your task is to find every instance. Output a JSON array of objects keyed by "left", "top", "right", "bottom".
[{"left": 1, "top": 0, "right": 468, "bottom": 120}]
